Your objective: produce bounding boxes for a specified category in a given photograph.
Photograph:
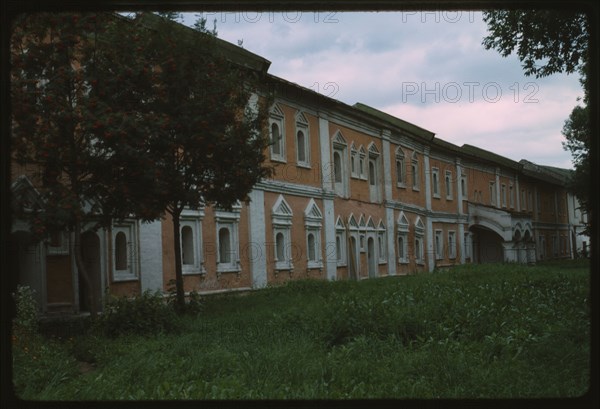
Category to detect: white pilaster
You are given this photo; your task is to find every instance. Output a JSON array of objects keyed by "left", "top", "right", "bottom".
[
  {"left": 318, "top": 114, "right": 333, "bottom": 191},
  {"left": 386, "top": 206, "right": 396, "bottom": 275},
  {"left": 423, "top": 147, "right": 434, "bottom": 271},
  {"left": 248, "top": 188, "right": 267, "bottom": 288},
  {"left": 495, "top": 167, "right": 501, "bottom": 209},
  {"left": 140, "top": 220, "right": 164, "bottom": 292},
  {"left": 323, "top": 198, "right": 337, "bottom": 280},
  {"left": 381, "top": 130, "right": 393, "bottom": 201}
]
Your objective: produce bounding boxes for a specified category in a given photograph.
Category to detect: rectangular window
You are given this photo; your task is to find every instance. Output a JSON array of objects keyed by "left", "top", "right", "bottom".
[
  {"left": 521, "top": 189, "right": 527, "bottom": 211},
  {"left": 396, "top": 158, "right": 405, "bottom": 187},
  {"left": 445, "top": 170, "right": 453, "bottom": 200},
  {"left": 432, "top": 167, "right": 440, "bottom": 198},
  {"left": 460, "top": 176, "right": 467, "bottom": 200},
  {"left": 112, "top": 221, "right": 138, "bottom": 281},
  {"left": 215, "top": 208, "right": 241, "bottom": 273},
  {"left": 398, "top": 233, "right": 408, "bottom": 264},
  {"left": 501, "top": 184, "right": 507, "bottom": 207},
  {"left": 490, "top": 182, "right": 496, "bottom": 206},
  {"left": 435, "top": 230, "right": 443, "bottom": 260},
  {"left": 415, "top": 237, "right": 424, "bottom": 264},
  {"left": 412, "top": 153, "right": 420, "bottom": 190},
  {"left": 269, "top": 104, "right": 286, "bottom": 162},
  {"left": 509, "top": 184, "right": 514, "bottom": 208},
  {"left": 336, "top": 231, "right": 347, "bottom": 266},
  {"left": 351, "top": 148, "right": 359, "bottom": 178},
  {"left": 448, "top": 231, "right": 456, "bottom": 259},
  {"left": 295, "top": 112, "right": 310, "bottom": 167},
  {"left": 377, "top": 230, "right": 387, "bottom": 263},
  {"left": 180, "top": 213, "right": 205, "bottom": 275}
]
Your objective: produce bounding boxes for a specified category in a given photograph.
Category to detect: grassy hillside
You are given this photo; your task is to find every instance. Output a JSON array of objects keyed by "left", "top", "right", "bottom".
[{"left": 12, "top": 260, "right": 590, "bottom": 400}]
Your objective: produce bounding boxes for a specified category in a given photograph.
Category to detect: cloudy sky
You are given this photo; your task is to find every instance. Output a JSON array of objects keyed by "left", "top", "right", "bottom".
[{"left": 180, "top": 11, "right": 583, "bottom": 169}]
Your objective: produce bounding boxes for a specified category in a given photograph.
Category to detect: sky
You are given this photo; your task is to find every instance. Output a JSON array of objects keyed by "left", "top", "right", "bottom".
[{"left": 180, "top": 10, "right": 584, "bottom": 169}]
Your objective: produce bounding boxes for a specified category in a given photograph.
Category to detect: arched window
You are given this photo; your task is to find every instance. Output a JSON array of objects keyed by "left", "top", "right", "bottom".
[
  {"left": 307, "top": 233, "right": 316, "bottom": 261},
  {"left": 115, "top": 232, "right": 127, "bottom": 270},
  {"left": 219, "top": 227, "right": 231, "bottom": 263},
  {"left": 333, "top": 151, "right": 342, "bottom": 183},
  {"left": 181, "top": 225, "right": 194, "bottom": 265},
  {"left": 369, "top": 161, "right": 376, "bottom": 185},
  {"left": 398, "top": 235, "right": 405, "bottom": 259},
  {"left": 297, "top": 130, "right": 306, "bottom": 163},
  {"left": 276, "top": 232, "right": 285, "bottom": 261},
  {"left": 271, "top": 122, "right": 281, "bottom": 155}
]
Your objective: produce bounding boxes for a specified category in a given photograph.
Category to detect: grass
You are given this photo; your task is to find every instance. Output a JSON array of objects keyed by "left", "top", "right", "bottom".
[{"left": 12, "top": 259, "right": 591, "bottom": 400}]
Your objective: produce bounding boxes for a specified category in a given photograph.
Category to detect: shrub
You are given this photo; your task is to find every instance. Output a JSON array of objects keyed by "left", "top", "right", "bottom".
[
  {"left": 96, "top": 290, "right": 180, "bottom": 337},
  {"left": 166, "top": 280, "right": 205, "bottom": 315},
  {"left": 12, "top": 285, "right": 38, "bottom": 335}
]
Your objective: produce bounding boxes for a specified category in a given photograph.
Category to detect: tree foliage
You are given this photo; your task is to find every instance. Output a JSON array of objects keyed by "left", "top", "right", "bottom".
[
  {"left": 482, "top": 10, "right": 588, "bottom": 78},
  {"left": 11, "top": 12, "right": 273, "bottom": 312},
  {"left": 10, "top": 13, "right": 153, "bottom": 315},
  {"left": 482, "top": 10, "right": 591, "bottom": 226},
  {"left": 126, "top": 13, "right": 273, "bottom": 308}
]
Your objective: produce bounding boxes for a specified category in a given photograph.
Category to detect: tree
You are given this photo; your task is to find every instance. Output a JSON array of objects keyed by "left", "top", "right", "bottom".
[
  {"left": 125, "top": 13, "right": 273, "bottom": 310},
  {"left": 482, "top": 10, "right": 591, "bottom": 225},
  {"left": 10, "top": 13, "right": 157, "bottom": 316}
]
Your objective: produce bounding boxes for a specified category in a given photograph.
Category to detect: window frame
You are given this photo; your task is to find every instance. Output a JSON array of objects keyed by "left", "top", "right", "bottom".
[
  {"left": 112, "top": 220, "right": 139, "bottom": 282},
  {"left": 215, "top": 206, "right": 241, "bottom": 274},
  {"left": 180, "top": 209, "right": 205, "bottom": 275},
  {"left": 269, "top": 104, "right": 286, "bottom": 163},
  {"left": 272, "top": 195, "right": 294, "bottom": 271},
  {"left": 448, "top": 230, "right": 457, "bottom": 259},
  {"left": 295, "top": 111, "right": 310, "bottom": 167}
]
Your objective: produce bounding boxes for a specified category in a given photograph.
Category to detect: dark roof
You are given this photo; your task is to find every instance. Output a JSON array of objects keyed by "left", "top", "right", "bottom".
[
  {"left": 352, "top": 103, "right": 435, "bottom": 141},
  {"left": 133, "top": 12, "right": 271, "bottom": 73},
  {"left": 520, "top": 160, "right": 572, "bottom": 186},
  {"left": 461, "top": 144, "right": 521, "bottom": 171}
]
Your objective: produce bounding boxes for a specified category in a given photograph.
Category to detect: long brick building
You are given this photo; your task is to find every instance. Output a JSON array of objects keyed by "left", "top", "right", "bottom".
[{"left": 10, "top": 15, "right": 589, "bottom": 313}]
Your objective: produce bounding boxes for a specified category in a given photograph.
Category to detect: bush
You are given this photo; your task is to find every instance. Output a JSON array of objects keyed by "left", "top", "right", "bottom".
[
  {"left": 166, "top": 279, "right": 205, "bottom": 315},
  {"left": 12, "top": 285, "right": 39, "bottom": 335},
  {"left": 96, "top": 290, "right": 180, "bottom": 337}
]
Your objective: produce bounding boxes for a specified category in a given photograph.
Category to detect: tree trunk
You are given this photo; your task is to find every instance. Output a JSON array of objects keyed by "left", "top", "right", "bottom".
[
  {"left": 171, "top": 209, "right": 185, "bottom": 310},
  {"left": 73, "top": 221, "right": 98, "bottom": 317}
]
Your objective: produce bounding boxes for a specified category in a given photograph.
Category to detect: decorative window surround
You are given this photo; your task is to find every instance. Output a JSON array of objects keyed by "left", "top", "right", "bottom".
[
  {"left": 332, "top": 131, "right": 349, "bottom": 197},
  {"left": 335, "top": 216, "right": 347, "bottom": 266},
  {"left": 414, "top": 217, "right": 425, "bottom": 264},
  {"left": 396, "top": 146, "right": 406, "bottom": 187},
  {"left": 295, "top": 111, "right": 310, "bottom": 167},
  {"left": 269, "top": 103, "right": 286, "bottom": 162},
  {"left": 368, "top": 142, "right": 381, "bottom": 202},
  {"left": 215, "top": 204, "right": 241, "bottom": 274},
  {"left": 304, "top": 199, "right": 323, "bottom": 270},
  {"left": 397, "top": 211, "right": 409, "bottom": 264},
  {"left": 350, "top": 142, "right": 359, "bottom": 178},
  {"left": 181, "top": 207, "right": 205, "bottom": 275},
  {"left": 432, "top": 167, "right": 440, "bottom": 198},
  {"left": 445, "top": 170, "right": 453, "bottom": 200},
  {"left": 112, "top": 220, "right": 139, "bottom": 282},
  {"left": 359, "top": 145, "right": 367, "bottom": 180},
  {"left": 377, "top": 220, "right": 387, "bottom": 264},
  {"left": 358, "top": 214, "right": 366, "bottom": 252},
  {"left": 272, "top": 195, "right": 294, "bottom": 271},
  {"left": 448, "top": 230, "right": 457, "bottom": 259},
  {"left": 435, "top": 229, "right": 444, "bottom": 260},
  {"left": 411, "top": 151, "right": 420, "bottom": 191}
]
